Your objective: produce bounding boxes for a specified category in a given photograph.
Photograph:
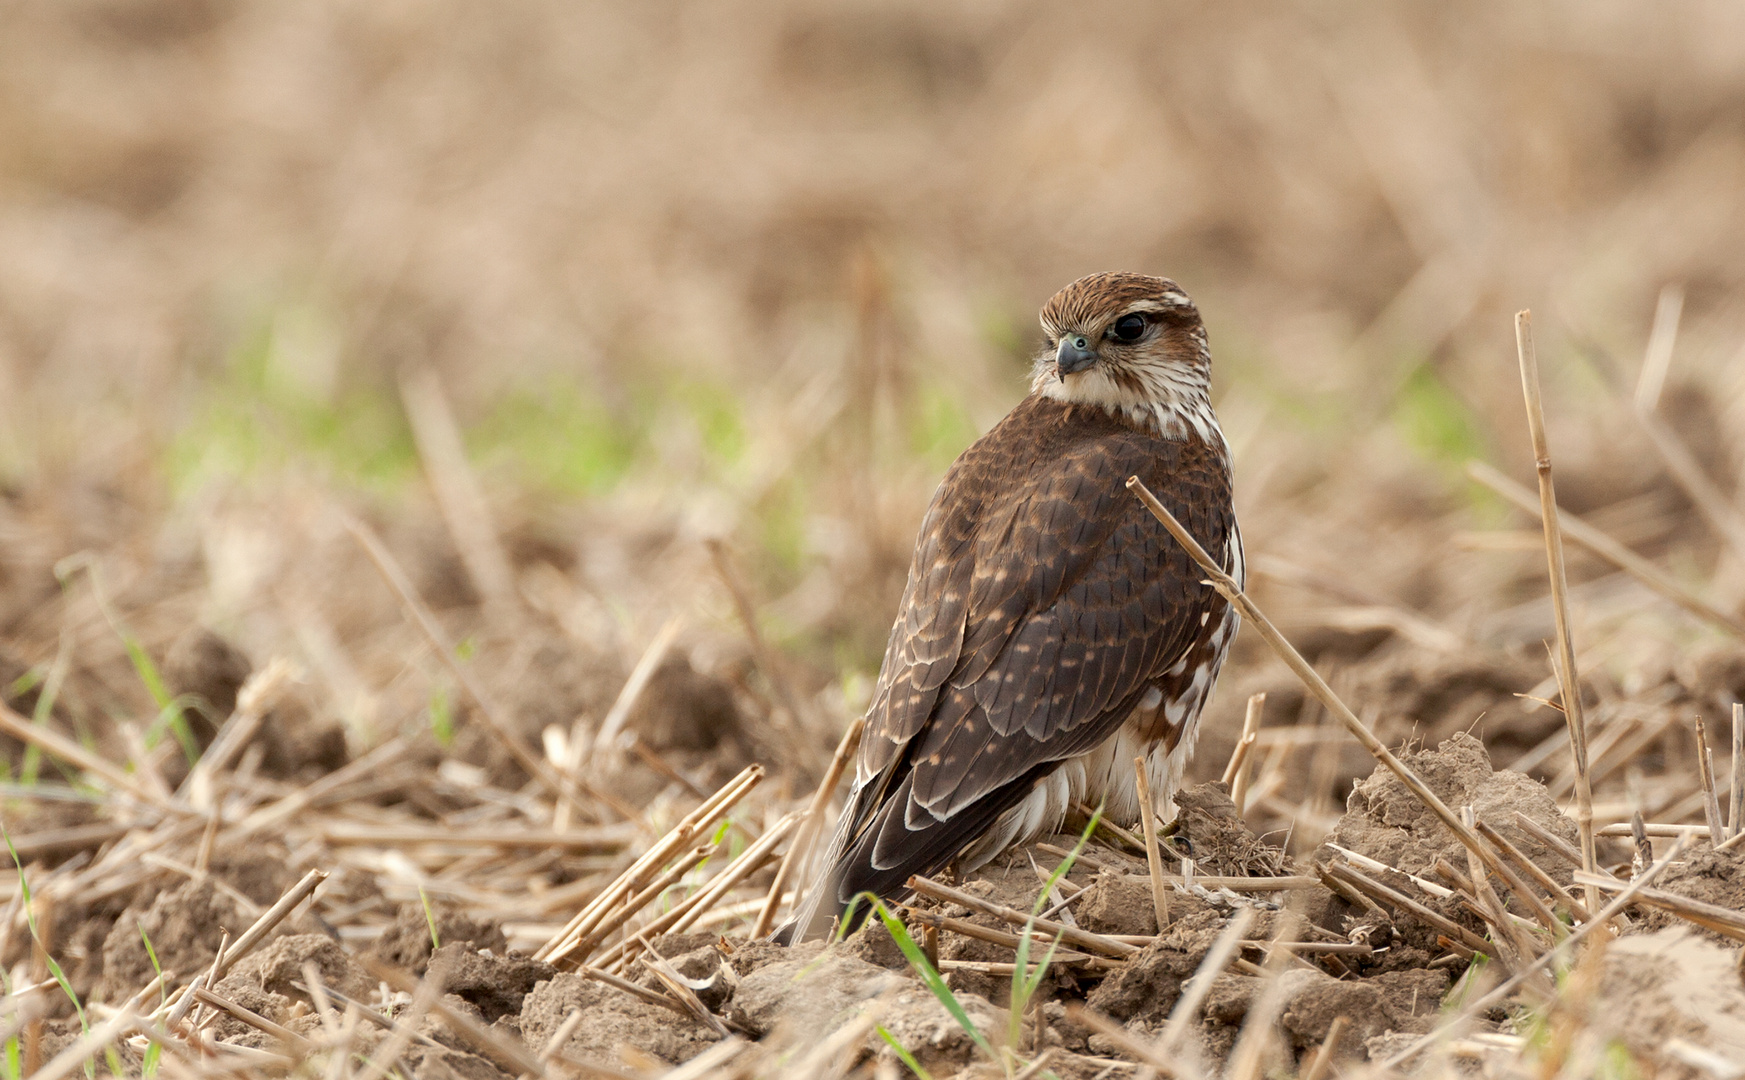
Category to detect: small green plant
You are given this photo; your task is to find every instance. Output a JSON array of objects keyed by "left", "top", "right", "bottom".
[
  {"left": 831, "top": 814, "right": 1100, "bottom": 1078},
  {"left": 165, "top": 305, "right": 420, "bottom": 495},
  {"left": 857, "top": 895, "right": 997, "bottom": 1065},
  {"left": 428, "top": 687, "right": 455, "bottom": 747},
  {"left": 2, "top": 962, "right": 19, "bottom": 1080},
  {"left": 4, "top": 828, "right": 94, "bottom": 1079},
  {"left": 1446, "top": 950, "right": 1491, "bottom": 1010},
  {"left": 875, "top": 1024, "right": 934, "bottom": 1080},
  {"left": 1394, "top": 362, "right": 1489, "bottom": 470},
  {"left": 467, "top": 379, "right": 645, "bottom": 497},
  {"left": 908, "top": 382, "right": 979, "bottom": 471},
  {"left": 138, "top": 924, "right": 165, "bottom": 1004},
  {"left": 1598, "top": 1038, "right": 1641, "bottom": 1080},
  {"left": 137, "top": 925, "right": 166, "bottom": 1078},
  {"left": 52, "top": 558, "right": 199, "bottom": 766},
  {"left": 1005, "top": 808, "right": 1100, "bottom": 1055},
  {"left": 419, "top": 887, "right": 441, "bottom": 951},
  {"left": 12, "top": 643, "right": 71, "bottom": 787}
]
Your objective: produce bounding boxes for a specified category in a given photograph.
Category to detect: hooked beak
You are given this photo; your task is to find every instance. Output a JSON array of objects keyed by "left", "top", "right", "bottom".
[{"left": 1056, "top": 334, "right": 1098, "bottom": 376}]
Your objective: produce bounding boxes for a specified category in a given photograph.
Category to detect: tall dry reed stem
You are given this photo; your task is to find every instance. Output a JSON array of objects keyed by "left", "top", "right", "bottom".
[
  {"left": 1132, "top": 757, "right": 1172, "bottom": 932},
  {"left": 1512, "top": 310, "right": 1599, "bottom": 917},
  {"left": 1732, "top": 702, "right": 1745, "bottom": 838},
  {"left": 1125, "top": 477, "right": 1514, "bottom": 890}
]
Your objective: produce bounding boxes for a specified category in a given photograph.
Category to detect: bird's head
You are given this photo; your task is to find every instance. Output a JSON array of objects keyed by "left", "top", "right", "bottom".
[{"left": 1032, "top": 272, "right": 1214, "bottom": 438}]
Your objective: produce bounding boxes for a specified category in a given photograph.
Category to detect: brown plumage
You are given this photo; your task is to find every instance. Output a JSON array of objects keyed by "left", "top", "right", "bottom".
[{"left": 776, "top": 272, "right": 1241, "bottom": 943}]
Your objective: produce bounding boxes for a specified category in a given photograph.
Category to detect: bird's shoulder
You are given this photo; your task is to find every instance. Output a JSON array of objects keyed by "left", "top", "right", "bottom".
[{"left": 928, "top": 392, "right": 1227, "bottom": 536}]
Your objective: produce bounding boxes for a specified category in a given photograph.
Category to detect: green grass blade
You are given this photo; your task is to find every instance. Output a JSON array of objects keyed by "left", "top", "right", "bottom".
[
  {"left": 4, "top": 827, "right": 93, "bottom": 1077},
  {"left": 419, "top": 887, "right": 441, "bottom": 950},
  {"left": 1009, "top": 807, "right": 1100, "bottom": 1046},
  {"left": 428, "top": 687, "right": 455, "bottom": 747},
  {"left": 143, "top": 695, "right": 202, "bottom": 766},
  {"left": 876, "top": 1024, "right": 935, "bottom": 1080},
  {"left": 1033, "top": 806, "right": 1100, "bottom": 917},
  {"left": 138, "top": 924, "right": 167, "bottom": 1007},
  {"left": 18, "top": 648, "right": 69, "bottom": 787},
  {"left": 863, "top": 895, "right": 997, "bottom": 1061},
  {"left": 123, "top": 637, "right": 172, "bottom": 711}
]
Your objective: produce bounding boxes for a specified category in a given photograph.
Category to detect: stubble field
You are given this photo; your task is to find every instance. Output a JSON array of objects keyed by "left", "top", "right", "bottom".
[{"left": 5, "top": 3, "right": 1745, "bottom": 1078}]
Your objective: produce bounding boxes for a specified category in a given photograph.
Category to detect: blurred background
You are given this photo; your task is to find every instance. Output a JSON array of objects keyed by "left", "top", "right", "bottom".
[{"left": 5, "top": 0, "right": 1745, "bottom": 852}]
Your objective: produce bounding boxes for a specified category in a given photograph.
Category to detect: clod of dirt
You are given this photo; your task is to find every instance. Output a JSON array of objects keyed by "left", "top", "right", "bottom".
[
  {"left": 724, "top": 946, "right": 905, "bottom": 1038},
  {"left": 1276, "top": 967, "right": 1447, "bottom": 1059},
  {"left": 931, "top": 865, "right": 1053, "bottom": 938},
  {"left": 370, "top": 901, "right": 509, "bottom": 975},
  {"left": 1083, "top": 908, "right": 1228, "bottom": 1026},
  {"left": 1597, "top": 929, "right": 1745, "bottom": 1079},
  {"left": 867, "top": 984, "right": 1002, "bottom": 1078},
  {"left": 232, "top": 933, "right": 375, "bottom": 1005},
  {"left": 841, "top": 916, "right": 908, "bottom": 969},
  {"left": 1203, "top": 971, "right": 1260, "bottom": 1025},
  {"left": 164, "top": 627, "right": 253, "bottom": 746},
  {"left": 445, "top": 632, "right": 609, "bottom": 790},
  {"left": 629, "top": 651, "right": 750, "bottom": 757},
  {"left": 519, "top": 971, "right": 720, "bottom": 1067},
  {"left": 1682, "top": 643, "right": 1745, "bottom": 716},
  {"left": 98, "top": 878, "right": 252, "bottom": 1004},
  {"left": 206, "top": 973, "right": 297, "bottom": 1049},
  {"left": 162, "top": 627, "right": 347, "bottom": 779},
  {"left": 1172, "top": 782, "right": 1291, "bottom": 878},
  {"left": 1317, "top": 732, "right": 1577, "bottom": 881},
  {"left": 1630, "top": 848, "right": 1745, "bottom": 944},
  {"left": 397, "top": 1043, "right": 514, "bottom": 1080},
  {"left": 430, "top": 942, "right": 555, "bottom": 1023},
  {"left": 1319, "top": 914, "right": 1438, "bottom": 977},
  {"left": 632, "top": 942, "right": 734, "bottom": 1012},
  {"left": 724, "top": 936, "right": 797, "bottom": 978},
  {"left": 1076, "top": 870, "right": 1159, "bottom": 937},
  {"left": 208, "top": 849, "right": 299, "bottom": 907},
  {"left": 927, "top": 872, "right": 1054, "bottom": 1006}
]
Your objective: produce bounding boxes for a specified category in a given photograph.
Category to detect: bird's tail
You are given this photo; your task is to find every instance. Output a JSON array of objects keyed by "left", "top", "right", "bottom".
[
  {"left": 771, "top": 764, "right": 1047, "bottom": 944},
  {"left": 770, "top": 785, "right": 865, "bottom": 945}
]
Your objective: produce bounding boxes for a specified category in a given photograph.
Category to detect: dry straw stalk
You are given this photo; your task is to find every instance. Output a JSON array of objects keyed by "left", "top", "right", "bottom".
[
  {"left": 1125, "top": 477, "right": 1516, "bottom": 896},
  {"left": 1132, "top": 757, "right": 1172, "bottom": 932},
  {"left": 907, "top": 875, "right": 1139, "bottom": 958},
  {"left": 1511, "top": 309, "right": 1599, "bottom": 916},
  {"left": 1733, "top": 702, "right": 1745, "bottom": 838}
]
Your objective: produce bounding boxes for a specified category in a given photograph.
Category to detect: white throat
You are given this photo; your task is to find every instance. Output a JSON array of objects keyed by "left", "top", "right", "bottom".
[{"left": 1031, "top": 360, "right": 1218, "bottom": 443}]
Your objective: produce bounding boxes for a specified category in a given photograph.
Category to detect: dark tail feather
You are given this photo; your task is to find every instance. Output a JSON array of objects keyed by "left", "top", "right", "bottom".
[
  {"left": 772, "top": 769, "right": 1043, "bottom": 944},
  {"left": 771, "top": 780, "right": 868, "bottom": 944}
]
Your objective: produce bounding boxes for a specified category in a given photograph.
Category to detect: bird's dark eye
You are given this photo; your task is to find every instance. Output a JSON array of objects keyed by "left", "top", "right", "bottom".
[{"left": 1111, "top": 314, "right": 1147, "bottom": 342}]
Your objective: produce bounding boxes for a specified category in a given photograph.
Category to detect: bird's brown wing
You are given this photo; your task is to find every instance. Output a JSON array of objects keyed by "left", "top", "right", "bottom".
[{"left": 843, "top": 395, "right": 1235, "bottom": 893}]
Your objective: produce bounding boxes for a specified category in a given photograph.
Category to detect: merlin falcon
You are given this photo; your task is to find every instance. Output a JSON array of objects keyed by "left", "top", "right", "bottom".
[{"left": 777, "top": 272, "right": 1242, "bottom": 943}]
